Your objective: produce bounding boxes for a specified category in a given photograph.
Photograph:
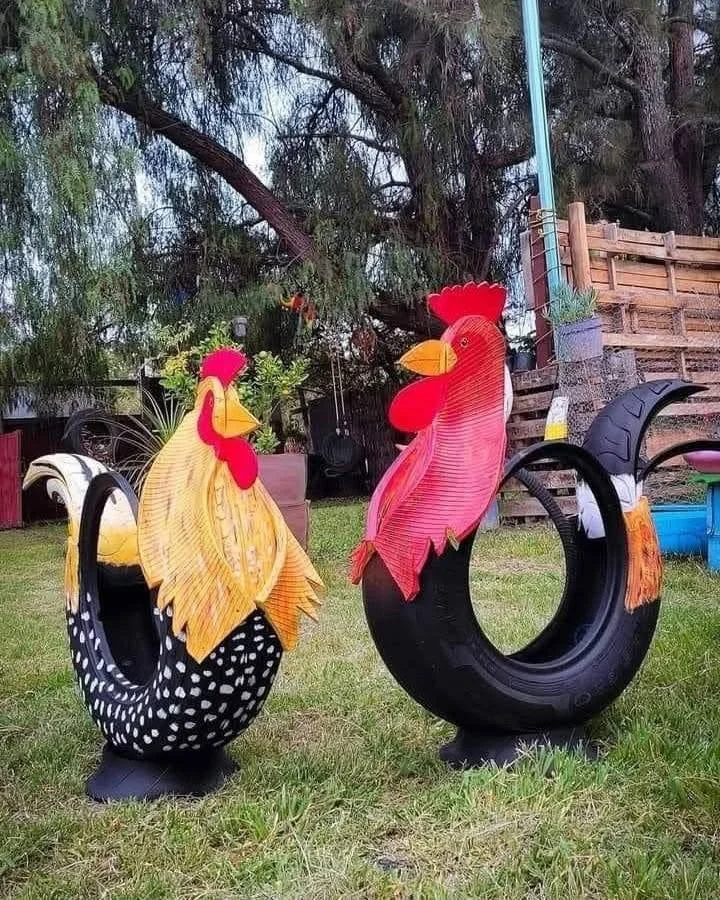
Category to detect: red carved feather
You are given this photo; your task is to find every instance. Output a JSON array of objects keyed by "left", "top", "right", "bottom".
[{"left": 351, "top": 312, "right": 507, "bottom": 599}]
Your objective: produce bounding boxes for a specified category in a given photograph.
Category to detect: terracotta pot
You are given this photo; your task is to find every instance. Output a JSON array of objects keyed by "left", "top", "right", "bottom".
[{"left": 258, "top": 453, "right": 310, "bottom": 549}]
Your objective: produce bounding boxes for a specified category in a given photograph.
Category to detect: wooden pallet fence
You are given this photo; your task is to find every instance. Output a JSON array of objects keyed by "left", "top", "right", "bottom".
[
  {"left": 567, "top": 205, "right": 720, "bottom": 500},
  {"left": 560, "top": 203, "right": 720, "bottom": 396},
  {"left": 500, "top": 365, "right": 578, "bottom": 523}
]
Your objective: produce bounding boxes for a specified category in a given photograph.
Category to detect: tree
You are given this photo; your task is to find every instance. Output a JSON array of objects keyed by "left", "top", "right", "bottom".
[
  {"left": 542, "top": 0, "right": 720, "bottom": 234},
  {"left": 2, "top": 1, "right": 718, "bottom": 406},
  {"left": 1, "top": 1, "right": 537, "bottom": 399}
]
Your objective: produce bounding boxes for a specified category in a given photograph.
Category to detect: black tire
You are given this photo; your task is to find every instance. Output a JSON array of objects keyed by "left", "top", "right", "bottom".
[
  {"left": 73, "top": 471, "right": 282, "bottom": 758},
  {"left": 583, "top": 379, "right": 703, "bottom": 477},
  {"left": 640, "top": 439, "right": 720, "bottom": 482},
  {"left": 506, "top": 467, "right": 580, "bottom": 665},
  {"left": 362, "top": 442, "right": 659, "bottom": 733}
]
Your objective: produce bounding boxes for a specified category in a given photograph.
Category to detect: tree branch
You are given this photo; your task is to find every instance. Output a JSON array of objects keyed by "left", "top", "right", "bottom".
[
  {"left": 371, "top": 180, "right": 411, "bottom": 194},
  {"left": 542, "top": 35, "right": 641, "bottom": 98},
  {"left": 480, "top": 183, "right": 535, "bottom": 280},
  {"left": 279, "top": 130, "right": 397, "bottom": 154},
  {"left": 236, "top": 21, "right": 348, "bottom": 92},
  {"left": 480, "top": 143, "right": 533, "bottom": 169},
  {"left": 369, "top": 294, "right": 444, "bottom": 338},
  {"left": 94, "top": 72, "right": 319, "bottom": 265}
]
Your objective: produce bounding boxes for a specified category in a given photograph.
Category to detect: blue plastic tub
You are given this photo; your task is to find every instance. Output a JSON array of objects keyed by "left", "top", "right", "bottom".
[{"left": 651, "top": 503, "right": 707, "bottom": 557}]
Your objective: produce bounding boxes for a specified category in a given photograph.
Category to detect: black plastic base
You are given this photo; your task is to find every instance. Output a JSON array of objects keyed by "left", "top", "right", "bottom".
[
  {"left": 439, "top": 726, "right": 599, "bottom": 769},
  {"left": 86, "top": 745, "right": 237, "bottom": 802}
]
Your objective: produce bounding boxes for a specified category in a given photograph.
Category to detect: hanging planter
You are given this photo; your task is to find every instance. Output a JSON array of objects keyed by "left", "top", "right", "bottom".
[
  {"left": 547, "top": 284, "right": 603, "bottom": 363},
  {"left": 321, "top": 353, "right": 364, "bottom": 478}
]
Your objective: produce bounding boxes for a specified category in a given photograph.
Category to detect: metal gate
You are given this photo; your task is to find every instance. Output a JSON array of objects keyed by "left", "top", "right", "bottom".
[{"left": 0, "top": 430, "right": 22, "bottom": 529}]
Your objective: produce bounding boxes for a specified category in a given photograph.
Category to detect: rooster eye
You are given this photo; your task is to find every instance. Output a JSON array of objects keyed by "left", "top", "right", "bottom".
[{"left": 460, "top": 337, "right": 469, "bottom": 348}]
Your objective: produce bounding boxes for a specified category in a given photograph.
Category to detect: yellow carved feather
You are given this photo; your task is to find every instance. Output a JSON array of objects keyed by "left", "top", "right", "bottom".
[{"left": 137, "top": 410, "right": 323, "bottom": 661}]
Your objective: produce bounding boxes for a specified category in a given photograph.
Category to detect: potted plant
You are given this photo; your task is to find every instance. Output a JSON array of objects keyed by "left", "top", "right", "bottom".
[
  {"left": 160, "top": 325, "right": 312, "bottom": 547},
  {"left": 510, "top": 332, "right": 536, "bottom": 372},
  {"left": 546, "top": 284, "right": 602, "bottom": 363},
  {"left": 238, "top": 351, "right": 311, "bottom": 549}
]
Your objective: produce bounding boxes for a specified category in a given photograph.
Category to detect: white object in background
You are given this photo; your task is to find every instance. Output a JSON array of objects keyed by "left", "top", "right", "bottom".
[
  {"left": 544, "top": 396, "right": 569, "bottom": 441},
  {"left": 503, "top": 366, "right": 514, "bottom": 422}
]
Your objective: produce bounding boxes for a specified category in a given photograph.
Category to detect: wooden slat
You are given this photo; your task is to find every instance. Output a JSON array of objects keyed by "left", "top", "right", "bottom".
[
  {"left": 675, "top": 234, "right": 720, "bottom": 250},
  {"left": 510, "top": 389, "right": 556, "bottom": 414},
  {"left": 503, "top": 471, "right": 577, "bottom": 491},
  {"left": 507, "top": 419, "right": 547, "bottom": 440},
  {"left": 645, "top": 427, "right": 714, "bottom": 459},
  {"left": 651, "top": 370, "right": 720, "bottom": 384},
  {"left": 520, "top": 230, "right": 535, "bottom": 313},
  {"left": 556, "top": 217, "right": 720, "bottom": 250},
  {"left": 656, "top": 401, "right": 720, "bottom": 417},
  {"left": 586, "top": 236, "right": 720, "bottom": 266},
  {"left": 590, "top": 263, "right": 720, "bottom": 295},
  {"left": 568, "top": 202, "right": 592, "bottom": 290},
  {"left": 596, "top": 289, "right": 720, "bottom": 311},
  {"left": 499, "top": 496, "right": 578, "bottom": 518},
  {"left": 609, "top": 227, "right": 666, "bottom": 246},
  {"left": 603, "top": 332, "right": 720, "bottom": 350},
  {"left": 511, "top": 365, "right": 559, "bottom": 391}
]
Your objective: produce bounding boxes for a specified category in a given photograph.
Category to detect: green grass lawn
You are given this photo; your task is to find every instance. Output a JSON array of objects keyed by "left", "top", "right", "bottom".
[{"left": 2, "top": 503, "right": 720, "bottom": 899}]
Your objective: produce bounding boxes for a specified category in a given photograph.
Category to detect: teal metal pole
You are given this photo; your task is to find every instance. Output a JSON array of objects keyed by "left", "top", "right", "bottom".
[{"left": 521, "top": 0, "right": 562, "bottom": 298}]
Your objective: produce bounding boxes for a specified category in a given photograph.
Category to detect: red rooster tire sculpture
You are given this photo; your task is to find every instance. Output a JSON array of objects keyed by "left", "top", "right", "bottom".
[
  {"left": 353, "top": 282, "right": 718, "bottom": 767},
  {"left": 24, "top": 350, "right": 323, "bottom": 800},
  {"left": 362, "top": 441, "right": 651, "bottom": 767}
]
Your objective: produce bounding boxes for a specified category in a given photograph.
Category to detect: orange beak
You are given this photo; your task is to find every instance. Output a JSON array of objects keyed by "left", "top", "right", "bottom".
[
  {"left": 211, "top": 385, "right": 260, "bottom": 438},
  {"left": 398, "top": 339, "right": 457, "bottom": 376}
]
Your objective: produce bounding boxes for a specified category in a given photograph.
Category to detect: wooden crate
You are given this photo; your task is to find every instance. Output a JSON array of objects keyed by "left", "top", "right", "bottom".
[
  {"left": 500, "top": 365, "right": 577, "bottom": 524},
  {"left": 559, "top": 204, "right": 720, "bottom": 392},
  {"left": 536, "top": 204, "right": 720, "bottom": 503}
]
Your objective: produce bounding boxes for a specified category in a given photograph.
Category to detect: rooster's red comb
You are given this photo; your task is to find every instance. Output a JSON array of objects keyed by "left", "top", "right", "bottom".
[
  {"left": 428, "top": 281, "right": 506, "bottom": 326},
  {"left": 200, "top": 348, "right": 248, "bottom": 387}
]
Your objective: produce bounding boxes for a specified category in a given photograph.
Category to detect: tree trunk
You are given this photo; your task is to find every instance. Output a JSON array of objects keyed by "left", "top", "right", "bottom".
[
  {"left": 632, "top": 25, "right": 694, "bottom": 233},
  {"left": 669, "top": 0, "right": 706, "bottom": 232},
  {"left": 460, "top": 129, "right": 497, "bottom": 278}
]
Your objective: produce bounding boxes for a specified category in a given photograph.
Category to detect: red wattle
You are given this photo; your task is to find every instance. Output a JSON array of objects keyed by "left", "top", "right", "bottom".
[
  {"left": 217, "top": 437, "right": 259, "bottom": 489},
  {"left": 389, "top": 375, "right": 449, "bottom": 433},
  {"left": 196, "top": 393, "right": 258, "bottom": 488}
]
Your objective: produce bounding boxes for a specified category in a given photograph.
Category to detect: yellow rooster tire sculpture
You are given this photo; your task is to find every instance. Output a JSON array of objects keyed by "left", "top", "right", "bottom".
[{"left": 24, "top": 350, "right": 322, "bottom": 801}]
